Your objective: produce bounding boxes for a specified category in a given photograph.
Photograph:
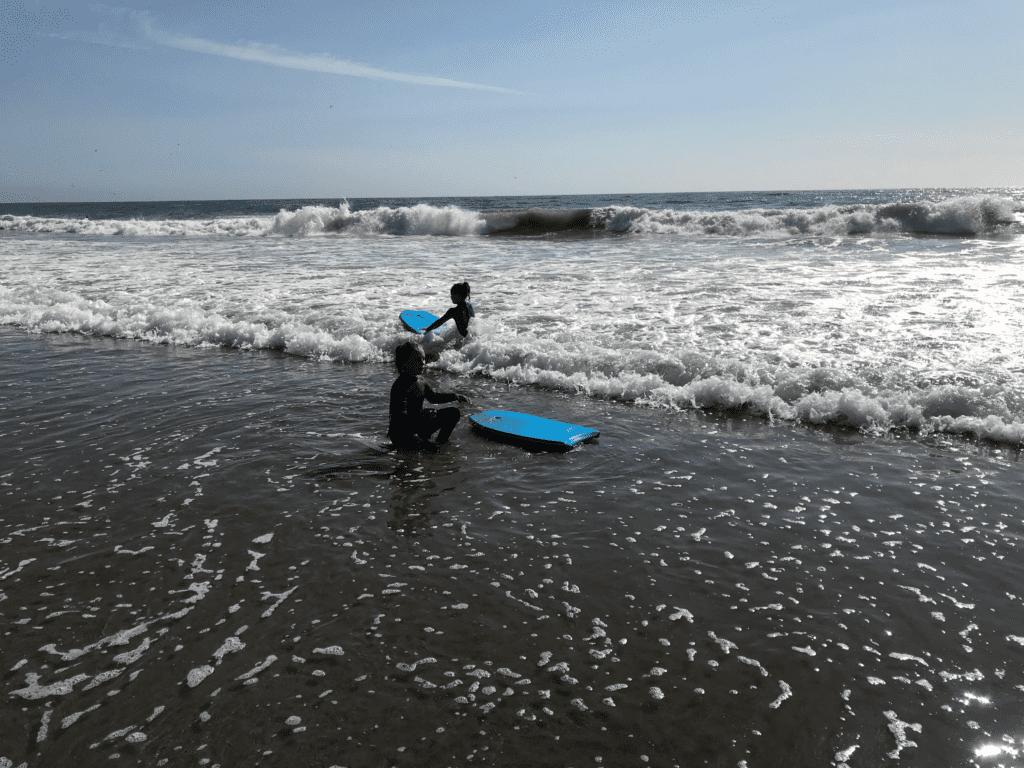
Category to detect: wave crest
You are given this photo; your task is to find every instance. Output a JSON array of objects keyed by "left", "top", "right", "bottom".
[
  {"left": 2, "top": 195, "right": 1016, "bottom": 239},
  {"left": 594, "top": 195, "right": 1019, "bottom": 237},
  {"left": 270, "top": 203, "right": 486, "bottom": 237},
  {"left": 0, "top": 214, "right": 269, "bottom": 237}
]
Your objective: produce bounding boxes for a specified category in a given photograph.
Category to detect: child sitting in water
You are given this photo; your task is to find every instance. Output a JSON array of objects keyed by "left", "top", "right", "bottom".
[
  {"left": 388, "top": 341, "right": 470, "bottom": 450},
  {"left": 422, "top": 281, "right": 474, "bottom": 338}
]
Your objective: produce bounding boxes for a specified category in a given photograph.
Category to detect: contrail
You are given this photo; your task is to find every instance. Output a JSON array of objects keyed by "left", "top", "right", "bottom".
[{"left": 54, "top": 5, "right": 522, "bottom": 94}]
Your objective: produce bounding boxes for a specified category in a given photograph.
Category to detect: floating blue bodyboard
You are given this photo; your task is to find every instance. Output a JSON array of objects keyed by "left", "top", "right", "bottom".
[
  {"left": 470, "top": 410, "right": 599, "bottom": 452},
  {"left": 400, "top": 310, "right": 440, "bottom": 334}
]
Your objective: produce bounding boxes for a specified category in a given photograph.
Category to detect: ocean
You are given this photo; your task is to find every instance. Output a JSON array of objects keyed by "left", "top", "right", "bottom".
[{"left": 1, "top": 189, "right": 1022, "bottom": 767}]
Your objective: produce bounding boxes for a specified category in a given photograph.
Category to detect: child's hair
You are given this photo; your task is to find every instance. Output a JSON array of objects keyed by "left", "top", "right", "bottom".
[
  {"left": 450, "top": 281, "right": 471, "bottom": 301},
  {"left": 394, "top": 341, "right": 424, "bottom": 373}
]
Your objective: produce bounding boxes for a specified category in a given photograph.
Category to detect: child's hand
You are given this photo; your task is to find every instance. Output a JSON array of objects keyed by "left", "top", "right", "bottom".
[{"left": 456, "top": 394, "right": 471, "bottom": 404}]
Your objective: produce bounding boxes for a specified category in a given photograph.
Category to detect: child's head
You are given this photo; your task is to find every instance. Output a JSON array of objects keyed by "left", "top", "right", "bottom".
[
  {"left": 394, "top": 341, "right": 425, "bottom": 376},
  {"left": 450, "top": 281, "right": 471, "bottom": 303}
]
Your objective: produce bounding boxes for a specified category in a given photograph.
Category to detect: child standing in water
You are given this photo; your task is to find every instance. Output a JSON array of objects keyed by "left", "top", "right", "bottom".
[
  {"left": 388, "top": 341, "right": 470, "bottom": 450},
  {"left": 423, "top": 282, "right": 474, "bottom": 338}
]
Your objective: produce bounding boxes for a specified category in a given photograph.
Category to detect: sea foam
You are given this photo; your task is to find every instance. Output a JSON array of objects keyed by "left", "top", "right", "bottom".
[{"left": 2, "top": 281, "right": 1021, "bottom": 444}]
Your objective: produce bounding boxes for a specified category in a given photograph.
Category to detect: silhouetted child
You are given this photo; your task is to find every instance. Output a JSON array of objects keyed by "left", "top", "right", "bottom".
[
  {"left": 422, "top": 281, "right": 474, "bottom": 338},
  {"left": 388, "top": 341, "right": 470, "bottom": 450}
]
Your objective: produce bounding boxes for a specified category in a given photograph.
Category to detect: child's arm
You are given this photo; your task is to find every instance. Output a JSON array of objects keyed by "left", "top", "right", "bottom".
[
  {"left": 423, "top": 384, "right": 470, "bottom": 405},
  {"left": 422, "top": 308, "right": 456, "bottom": 334}
]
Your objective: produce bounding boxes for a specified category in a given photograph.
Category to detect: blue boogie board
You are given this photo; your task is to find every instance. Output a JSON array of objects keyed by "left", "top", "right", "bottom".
[
  {"left": 470, "top": 410, "right": 599, "bottom": 452},
  {"left": 400, "top": 303, "right": 472, "bottom": 335},
  {"left": 400, "top": 310, "right": 440, "bottom": 334}
]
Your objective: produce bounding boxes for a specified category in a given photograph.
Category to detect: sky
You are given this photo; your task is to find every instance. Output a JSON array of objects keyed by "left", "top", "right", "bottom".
[{"left": 2, "top": 0, "right": 1022, "bottom": 202}]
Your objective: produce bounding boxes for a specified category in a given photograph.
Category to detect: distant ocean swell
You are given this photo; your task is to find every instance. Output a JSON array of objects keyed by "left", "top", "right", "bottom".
[
  {"left": 1, "top": 195, "right": 1019, "bottom": 238},
  {"left": 3, "top": 285, "right": 1021, "bottom": 445}
]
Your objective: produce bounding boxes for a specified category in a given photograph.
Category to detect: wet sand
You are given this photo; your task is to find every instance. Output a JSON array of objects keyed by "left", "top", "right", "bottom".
[{"left": 2, "top": 328, "right": 1022, "bottom": 767}]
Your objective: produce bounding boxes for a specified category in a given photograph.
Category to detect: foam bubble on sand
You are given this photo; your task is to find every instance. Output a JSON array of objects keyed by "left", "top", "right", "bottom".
[
  {"left": 186, "top": 666, "right": 214, "bottom": 688},
  {"left": 259, "top": 585, "right": 298, "bottom": 617},
  {"left": 708, "top": 631, "right": 738, "bottom": 654},
  {"left": 61, "top": 703, "right": 102, "bottom": 729},
  {"left": 191, "top": 447, "right": 222, "bottom": 467},
  {"left": 213, "top": 636, "right": 246, "bottom": 664},
  {"left": 12, "top": 672, "right": 89, "bottom": 700},
  {"left": 181, "top": 581, "right": 211, "bottom": 604},
  {"left": 835, "top": 745, "right": 859, "bottom": 763},
  {"left": 82, "top": 668, "right": 124, "bottom": 691},
  {"left": 36, "top": 709, "right": 53, "bottom": 743},
  {"left": 112, "top": 637, "right": 151, "bottom": 665},
  {"left": 737, "top": 657, "right": 769, "bottom": 677},
  {"left": 96, "top": 724, "right": 138, "bottom": 746},
  {"left": 105, "top": 623, "right": 150, "bottom": 647},
  {"left": 246, "top": 550, "right": 266, "bottom": 571},
  {"left": 889, "top": 652, "right": 928, "bottom": 666},
  {"left": 884, "top": 710, "right": 923, "bottom": 759},
  {"left": 313, "top": 646, "right": 345, "bottom": 656},
  {"left": 236, "top": 656, "right": 278, "bottom": 680},
  {"left": 768, "top": 680, "right": 793, "bottom": 709},
  {"left": 0, "top": 558, "right": 36, "bottom": 581},
  {"left": 39, "top": 644, "right": 90, "bottom": 663}
]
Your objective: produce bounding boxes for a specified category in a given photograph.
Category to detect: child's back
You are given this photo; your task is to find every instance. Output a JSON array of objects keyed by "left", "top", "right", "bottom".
[
  {"left": 388, "top": 342, "right": 468, "bottom": 450},
  {"left": 423, "top": 281, "right": 474, "bottom": 338}
]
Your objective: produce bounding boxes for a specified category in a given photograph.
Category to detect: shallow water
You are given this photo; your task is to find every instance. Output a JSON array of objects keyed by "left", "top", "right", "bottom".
[
  {"left": 3, "top": 191, "right": 1023, "bottom": 447},
  {"left": 2, "top": 328, "right": 1022, "bottom": 767}
]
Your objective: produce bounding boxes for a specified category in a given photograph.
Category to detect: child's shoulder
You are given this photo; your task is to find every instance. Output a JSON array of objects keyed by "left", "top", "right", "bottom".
[{"left": 392, "top": 373, "right": 420, "bottom": 388}]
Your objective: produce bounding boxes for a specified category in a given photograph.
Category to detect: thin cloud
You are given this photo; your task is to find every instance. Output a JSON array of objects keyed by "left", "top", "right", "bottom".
[
  {"left": 54, "top": 5, "right": 521, "bottom": 94},
  {"left": 47, "top": 5, "right": 150, "bottom": 49}
]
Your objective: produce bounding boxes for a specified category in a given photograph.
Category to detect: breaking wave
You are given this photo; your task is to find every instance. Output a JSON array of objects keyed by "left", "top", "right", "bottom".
[
  {"left": 592, "top": 195, "right": 1020, "bottom": 237},
  {"left": 1, "top": 195, "right": 1018, "bottom": 239}
]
